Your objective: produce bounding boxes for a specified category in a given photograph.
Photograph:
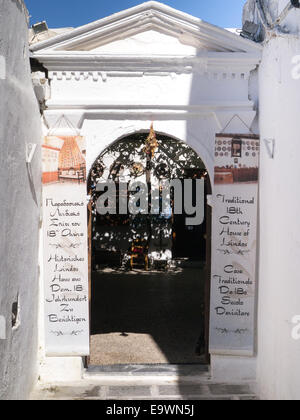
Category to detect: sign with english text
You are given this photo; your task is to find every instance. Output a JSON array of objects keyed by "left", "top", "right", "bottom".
[
  {"left": 42, "top": 136, "right": 89, "bottom": 356},
  {"left": 209, "top": 134, "right": 259, "bottom": 356}
]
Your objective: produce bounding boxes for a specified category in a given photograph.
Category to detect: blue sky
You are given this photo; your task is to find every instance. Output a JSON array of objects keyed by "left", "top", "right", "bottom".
[{"left": 25, "top": 0, "right": 245, "bottom": 29}]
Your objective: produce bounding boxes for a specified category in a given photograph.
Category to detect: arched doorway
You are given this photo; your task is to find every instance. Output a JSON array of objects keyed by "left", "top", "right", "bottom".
[{"left": 87, "top": 130, "right": 212, "bottom": 367}]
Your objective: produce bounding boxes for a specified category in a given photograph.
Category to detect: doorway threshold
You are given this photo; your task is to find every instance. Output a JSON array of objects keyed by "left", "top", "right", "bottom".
[
  {"left": 86, "top": 364, "right": 209, "bottom": 377},
  {"left": 83, "top": 364, "right": 211, "bottom": 387}
]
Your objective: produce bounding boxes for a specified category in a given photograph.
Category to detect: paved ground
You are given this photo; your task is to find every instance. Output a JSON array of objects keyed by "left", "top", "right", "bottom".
[
  {"left": 90, "top": 268, "right": 206, "bottom": 365},
  {"left": 31, "top": 382, "right": 257, "bottom": 400},
  {"left": 31, "top": 381, "right": 257, "bottom": 400},
  {"left": 31, "top": 365, "right": 258, "bottom": 400}
]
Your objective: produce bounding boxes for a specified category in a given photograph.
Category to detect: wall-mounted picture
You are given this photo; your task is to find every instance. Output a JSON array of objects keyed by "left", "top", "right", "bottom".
[
  {"left": 42, "top": 136, "right": 86, "bottom": 185},
  {"left": 231, "top": 138, "right": 242, "bottom": 158},
  {"left": 214, "top": 134, "right": 259, "bottom": 185}
]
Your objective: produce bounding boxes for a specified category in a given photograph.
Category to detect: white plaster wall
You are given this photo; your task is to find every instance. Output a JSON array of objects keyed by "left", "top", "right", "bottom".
[
  {"left": 49, "top": 72, "right": 249, "bottom": 105},
  {"left": 91, "top": 30, "right": 199, "bottom": 55},
  {"left": 257, "top": 35, "right": 300, "bottom": 400},
  {"left": 0, "top": 0, "right": 42, "bottom": 400}
]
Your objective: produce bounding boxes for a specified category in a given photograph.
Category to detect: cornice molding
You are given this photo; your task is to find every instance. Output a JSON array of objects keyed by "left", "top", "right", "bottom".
[
  {"left": 34, "top": 53, "right": 260, "bottom": 79},
  {"left": 43, "top": 103, "right": 257, "bottom": 131},
  {"left": 48, "top": 69, "right": 253, "bottom": 82},
  {"left": 44, "top": 101, "right": 255, "bottom": 114}
]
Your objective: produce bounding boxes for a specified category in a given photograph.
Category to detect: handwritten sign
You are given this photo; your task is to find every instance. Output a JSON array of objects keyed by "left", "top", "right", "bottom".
[
  {"left": 42, "top": 136, "right": 89, "bottom": 356},
  {"left": 209, "top": 134, "right": 259, "bottom": 356}
]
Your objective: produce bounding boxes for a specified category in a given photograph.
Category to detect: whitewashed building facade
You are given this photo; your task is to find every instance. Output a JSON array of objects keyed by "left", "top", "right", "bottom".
[
  {"left": 30, "top": 1, "right": 263, "bottom": 386},
  {"left": 2, "top": 0, "right": 300, "bottom": 400}
]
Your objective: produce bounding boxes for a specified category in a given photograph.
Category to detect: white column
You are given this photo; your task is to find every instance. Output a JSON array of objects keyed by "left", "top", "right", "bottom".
[{"left": 257, "top": 35, "right": 300, "bottom": 399}]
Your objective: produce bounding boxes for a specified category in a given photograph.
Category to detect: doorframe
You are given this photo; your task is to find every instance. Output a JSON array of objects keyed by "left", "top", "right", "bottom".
[{"left": 84, "top": 135, "right": 213, "bottom": 368}]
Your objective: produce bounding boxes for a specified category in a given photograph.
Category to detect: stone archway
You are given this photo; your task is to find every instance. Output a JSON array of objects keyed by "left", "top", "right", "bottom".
[{"left": 87, "top": 130, "right": 212, "bottom": 366}]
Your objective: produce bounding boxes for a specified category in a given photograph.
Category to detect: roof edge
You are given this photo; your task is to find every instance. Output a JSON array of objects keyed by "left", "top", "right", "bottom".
[{"left": 30, "top": 1, "right": 262, "bottom": 53}]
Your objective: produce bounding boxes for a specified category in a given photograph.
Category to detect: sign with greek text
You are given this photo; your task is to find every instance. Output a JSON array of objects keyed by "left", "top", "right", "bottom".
[
  {"left": 42, "top": 136, "right": 89, "bottom": 356},
  {"left": 209, "top": 134, "right": 259, "bottom": 356}
]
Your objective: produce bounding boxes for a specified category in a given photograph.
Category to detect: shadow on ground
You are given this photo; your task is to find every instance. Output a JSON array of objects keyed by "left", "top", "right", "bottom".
[{"left": 90, "top": 268, "right": 206, "bottom": 365}]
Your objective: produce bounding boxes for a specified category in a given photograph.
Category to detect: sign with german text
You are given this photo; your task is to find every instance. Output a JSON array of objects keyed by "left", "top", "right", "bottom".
[
  {"left": 42, "top": 136, "right": 89, "bottom": 356},
  {"left": 209, "top": 134, "right": 259, "bottom": 356}
]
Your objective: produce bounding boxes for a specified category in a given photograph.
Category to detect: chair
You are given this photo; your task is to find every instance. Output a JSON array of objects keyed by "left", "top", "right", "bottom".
[{"left": 130, "top": 239, "right": 149, "bottom": 271}]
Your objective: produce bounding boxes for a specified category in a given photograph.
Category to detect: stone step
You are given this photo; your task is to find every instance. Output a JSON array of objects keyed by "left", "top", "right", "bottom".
[
  {"left": 31, "top": 365, "right": 257, "bottom": 400},
  {"left": 31, "top": 360, "right": 257, "bottom": 400}
]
